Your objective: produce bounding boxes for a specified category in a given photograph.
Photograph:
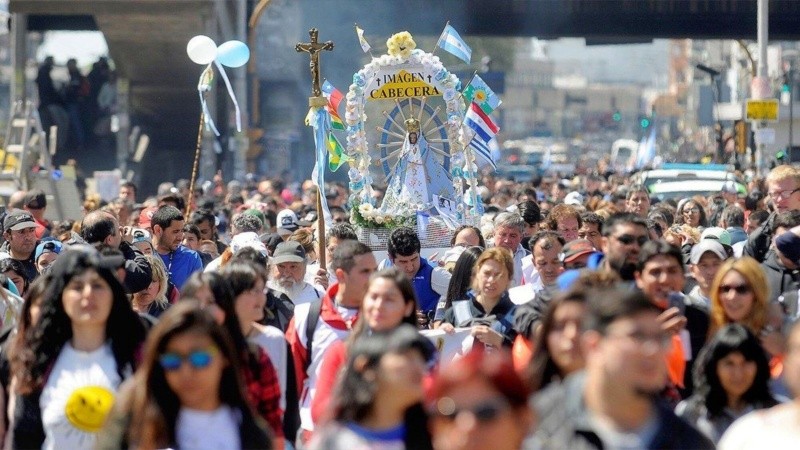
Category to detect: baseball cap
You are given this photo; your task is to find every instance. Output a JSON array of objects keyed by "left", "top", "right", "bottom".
[
  {"left": 35, "top": 239, "right": 63, "bottom": 261},
  {"left": 558, "top": 239, "right": 596, "bottom": 263},
  {"left": 776, "top": 230, "right": 800, "bottom": 265},
  {"left": 23, "top": 189, "right": 47, "bottom": 209},
  {"left": 138, "top": 206, "right": 158, "bottom": 229},
  {"left": 131, "top": 228, "right": 151, "bottom": 243},
  {"left": 690, "top": 239, "right": 727, "bottom": 265},
  {"left": 276, "top": 209, "right": 299, "bottom": 235},
  {"left": 564, "top": 191, "right": 585, "bottom": 206},
  {"left": 721, "top": 180, "right": 737, "bottom": 194},
  {"left": 701, "top": 227, "right": 732, "bottom": 246},
  {"left": 3, "top": 210, "right": 37, "bottom": 232},
  {"left": 271, "top": 241, "right": 306, "bottom": 264},
  {"left": 230, "top": 231, "right": 268, "bottom": 257}
]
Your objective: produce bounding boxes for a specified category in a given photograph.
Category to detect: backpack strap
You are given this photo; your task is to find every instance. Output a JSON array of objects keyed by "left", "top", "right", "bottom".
[{"left": 304, "top": 299, "right": 322, "bottom": 374}]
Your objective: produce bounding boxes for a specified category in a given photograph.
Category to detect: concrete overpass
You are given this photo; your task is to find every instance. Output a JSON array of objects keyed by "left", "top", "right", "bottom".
[
  {"left": 9, "top": 0, "right": 246, "bottom": 194},
  {"left": 9, "top": 0, "right": 800, "bottom": 192}
]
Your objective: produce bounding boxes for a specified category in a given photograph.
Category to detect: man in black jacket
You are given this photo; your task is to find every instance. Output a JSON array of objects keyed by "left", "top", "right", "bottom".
[
  {"left": 530, "top": 287, "right": 714, "bottom": 450},
  {"left": 80, "top": 210, "right": 152, "bottom": 293},
  {"left": 744, "top": 165, "right": 800, "bottom": 262},
  {"left": 761, "top": 211, "right": 800, "bottom": 305}
]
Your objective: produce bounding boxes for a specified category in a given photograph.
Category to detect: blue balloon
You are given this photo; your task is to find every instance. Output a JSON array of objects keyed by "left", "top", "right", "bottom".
[{"left": 217, "top": 40, "right": 250, "bottom": 68}]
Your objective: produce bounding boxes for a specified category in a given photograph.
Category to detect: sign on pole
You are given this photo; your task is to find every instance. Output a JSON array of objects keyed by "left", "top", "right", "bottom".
[{"left": 746, "top": 99, "right": 779, "bottom": 122}]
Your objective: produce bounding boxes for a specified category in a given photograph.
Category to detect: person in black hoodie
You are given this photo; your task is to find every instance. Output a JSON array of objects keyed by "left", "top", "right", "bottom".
[{"left": 760, "top": 211, "right": 800, "bottom": 305}]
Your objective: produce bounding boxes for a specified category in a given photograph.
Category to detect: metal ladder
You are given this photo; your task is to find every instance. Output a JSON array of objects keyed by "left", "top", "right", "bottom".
[
  {"left": 0, "top": 100, "right": 83, "bottom": 221},
  {"left": 1, "top": 100, "right": 51, "bottom": 191}
]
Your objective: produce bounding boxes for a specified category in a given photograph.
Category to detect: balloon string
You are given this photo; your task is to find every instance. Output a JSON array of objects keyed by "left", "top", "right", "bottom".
[
  {"left": 214, "top": 60, "right": 242, "bottom": 132},
  {"left": 197, "top": 64, "right": 220, "bottom": 136}
]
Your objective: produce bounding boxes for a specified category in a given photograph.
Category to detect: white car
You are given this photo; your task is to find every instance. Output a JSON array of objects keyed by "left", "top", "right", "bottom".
[{"left": 632, "top": 164, "right": 746, "bottom": 201}]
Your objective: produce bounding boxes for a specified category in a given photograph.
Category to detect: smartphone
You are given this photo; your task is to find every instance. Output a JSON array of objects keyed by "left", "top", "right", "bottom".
[{"left": 667, "top": 292, "right": 686, "bottom": 315}]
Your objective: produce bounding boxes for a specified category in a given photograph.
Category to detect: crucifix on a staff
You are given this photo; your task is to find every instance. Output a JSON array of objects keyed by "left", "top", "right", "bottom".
[
  {"left": 296, "top": 28, "right": 334, "bottom": 106},
  {"left": 296, "top": 28, "right": 333, "bottom": 271}
]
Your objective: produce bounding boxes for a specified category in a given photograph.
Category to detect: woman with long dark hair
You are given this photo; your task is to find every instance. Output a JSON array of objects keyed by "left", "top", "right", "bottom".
[
  {"left": 433, "top": 246, "right": 483, "bottom": 329},
  {"left": 217, "top": 262, "right": 284, "bottom": 442},
  {"left": 312, "top": 267, "right": 420, "bottom": 426},
  {"left": 9, "top": 249, "right": 146, "bottom": 448},
  {"left": 526, "top": 289, "right": 587, "bottom": 392},
  {"left": 179, "top": 270, "right": 229, "bottom": 324},
  {"left": 99, "top": 301, "right": 272, "bottom": 449},
  {"left": 311, "top": 324, "right": 434, "bottom": 450},
  {"left": 676, "top": 324, "right": 780, "bottom": 443}
]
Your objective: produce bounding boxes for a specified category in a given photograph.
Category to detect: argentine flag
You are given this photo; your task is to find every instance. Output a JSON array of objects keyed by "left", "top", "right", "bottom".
[{"left": 437, "top": 24, "right": 472, "bottom": 64}]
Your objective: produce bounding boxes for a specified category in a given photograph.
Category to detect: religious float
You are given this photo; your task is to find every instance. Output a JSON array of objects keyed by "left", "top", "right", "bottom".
[{"left": 341, "top": 29, "right": 501, "bottom": 250}]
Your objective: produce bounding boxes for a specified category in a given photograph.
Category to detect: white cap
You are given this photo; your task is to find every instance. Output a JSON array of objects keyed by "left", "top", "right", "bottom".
[
  {"left": 564, "top": 191, "right": 585, "bottom": 206},
  {"left": 276, "top": 209, "right": 299, "bottom": 235}
]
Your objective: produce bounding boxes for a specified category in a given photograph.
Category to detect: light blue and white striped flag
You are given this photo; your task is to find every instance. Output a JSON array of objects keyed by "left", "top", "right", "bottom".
[
  {"left": 437, "top": 24, "right": 472, "bottom": 64},
  {"left": 469, "top": 137, "right": 497, "bottom": 171}
]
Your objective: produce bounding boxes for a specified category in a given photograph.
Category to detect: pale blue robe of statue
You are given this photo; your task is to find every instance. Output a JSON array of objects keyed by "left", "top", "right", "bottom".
[{"left": 379, "top": 131, "right": 455, "bottom": 215}]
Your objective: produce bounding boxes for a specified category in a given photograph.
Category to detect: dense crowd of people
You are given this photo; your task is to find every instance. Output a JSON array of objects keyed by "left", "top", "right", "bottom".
[{"left": 0, "top": 162, "right": 797, "bottom": 449}]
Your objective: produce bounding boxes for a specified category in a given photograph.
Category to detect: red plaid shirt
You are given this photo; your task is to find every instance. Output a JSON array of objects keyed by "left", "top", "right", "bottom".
[{"left": 243, "top": 346, "right": 284, "bottom": 440}]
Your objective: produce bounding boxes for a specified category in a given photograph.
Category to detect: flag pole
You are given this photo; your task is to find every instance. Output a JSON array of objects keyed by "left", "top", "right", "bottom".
[
  {"left": 431, "top": 20, "right": 449, "bottom": 57},
  {"left": 354, "top": 23, "right": 375, "bottom": 59}
]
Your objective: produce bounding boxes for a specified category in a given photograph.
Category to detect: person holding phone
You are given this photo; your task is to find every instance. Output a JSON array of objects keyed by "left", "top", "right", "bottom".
[{"left": 634, "top": 240, "right": 710, "bottom": 395}]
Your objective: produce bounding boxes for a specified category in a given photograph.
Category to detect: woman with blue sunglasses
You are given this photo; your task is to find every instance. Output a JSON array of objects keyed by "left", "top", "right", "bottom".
[
  {"left": 98, "top": 301, "right": 272, "bottom": 449},
  {"left": 9, "top": 248, "right": 147, "bottom": 449}
]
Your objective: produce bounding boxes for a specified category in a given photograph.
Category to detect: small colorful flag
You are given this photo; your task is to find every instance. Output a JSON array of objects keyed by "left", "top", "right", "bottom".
[
  {"left": 463, "top": 74, "right": 501, "bottom": 114},
  {"left": 469, "top": 136, "right": 497, "bottom": 170},
  {"left": 327, "top": 132, "right": 347, "bottom": 171},
  {"left": 355, "top": 25, "right": 371, "bottom": 53},
  {"left": 464, "top": 102, "right": 499, "bottom": 142},
  {"left": 321, "top": 80, "right": 345, "bottom": 130},
  {"left": 437, "top": 24, "right": 472, "bottom": 64}
]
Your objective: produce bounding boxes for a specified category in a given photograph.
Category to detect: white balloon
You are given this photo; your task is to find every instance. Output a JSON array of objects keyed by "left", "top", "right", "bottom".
[{"left": 187, "top": 35, "right": 217, "bottom": 65}]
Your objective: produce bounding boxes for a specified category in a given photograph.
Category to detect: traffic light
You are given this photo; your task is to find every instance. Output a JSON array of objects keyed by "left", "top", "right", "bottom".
[
  {"left": 639, "top": 115, "right": 651, "bottom": 128},
  {"left": 734, "top": 120, "right": 748, "bottom": 154},
  {"left": 612, "top": 111, "right": 622, "bottom": 122}
]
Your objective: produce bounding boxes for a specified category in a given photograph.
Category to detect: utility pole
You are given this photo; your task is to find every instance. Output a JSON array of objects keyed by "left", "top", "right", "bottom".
[{"left": 752, "top": 0, "right": 770, "bottom": 173}]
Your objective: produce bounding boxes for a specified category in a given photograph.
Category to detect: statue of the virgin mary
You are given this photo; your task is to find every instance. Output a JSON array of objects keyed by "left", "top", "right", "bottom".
[{"left": 378, "top": 117, "right": 455, "bottom": 214}]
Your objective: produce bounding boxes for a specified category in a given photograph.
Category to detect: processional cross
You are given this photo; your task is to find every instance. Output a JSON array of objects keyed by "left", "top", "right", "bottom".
[
  {"left": 295, "top": 28, "right": 334, "bottom": 107},
  {"left": 295, "top": 28, "right": 334, "bottom": 270}
]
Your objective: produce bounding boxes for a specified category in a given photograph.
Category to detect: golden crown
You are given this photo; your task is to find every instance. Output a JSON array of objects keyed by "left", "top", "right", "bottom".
[{"left": 405, "top": 117, "right": 420, "bottom": 133}]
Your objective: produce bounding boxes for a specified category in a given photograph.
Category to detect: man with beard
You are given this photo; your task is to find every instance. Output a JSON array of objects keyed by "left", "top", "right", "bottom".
[
  {"left": 151, "top": 205, "right": 203, "bottom": 290},
  {"left": 268, "top": 241, "right": 323, "bottom": 305},
  {"left": 597, "top": 213, "right": 650, "bottom": 281},
  {"left": 530, "top": 287, "right": 713, "bottom": 449},
  {"left": 0, "top": 211, "right": 39, "bottom": 281}
]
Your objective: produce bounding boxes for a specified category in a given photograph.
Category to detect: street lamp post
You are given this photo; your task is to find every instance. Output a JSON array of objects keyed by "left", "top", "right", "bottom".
[{"left": 697, "top": 64, "right": 724, "bottom": 162}]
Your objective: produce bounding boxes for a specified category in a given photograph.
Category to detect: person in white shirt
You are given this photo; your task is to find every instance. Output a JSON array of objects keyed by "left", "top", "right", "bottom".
[
  {"left": 98, "top": 302, "right": 272, "bottom": 449},
  {"left": 268, "top": 241, "right": 323, "bottom": 305},
  {"left": 9, "top": 248, "right": 147, "bottom": 449}
]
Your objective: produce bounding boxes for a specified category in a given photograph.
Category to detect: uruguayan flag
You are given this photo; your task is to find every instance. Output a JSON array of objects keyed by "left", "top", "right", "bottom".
[
  {"left": 469, "top": 138, "right": 497, "bottom": 171},
  {"left": 437, "top": 24, "right": 472, "bottom": 64}
]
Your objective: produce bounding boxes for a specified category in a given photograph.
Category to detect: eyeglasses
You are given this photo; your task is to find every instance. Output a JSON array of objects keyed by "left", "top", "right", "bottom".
[
  {"left": 684, "top": 207, "right": 700, "bottom": 214},
  {"left": 719, "top": 284, "right": 751, "bottom": 295},
  {"left": 159, "top": 347, "right": 218, "bottom": 371},
  {"left": 768, "top": 188, "right": 800, "bottom": 201},
  {"left": 607, "top": 330, "right": 672, "bottom": 350},
  {"left": 248, "top": 285, "right": 269, "bottom": 295},
  {"left": 435, "top": 397, "right": 511, "bottom": 423},
  {"left": 613, "top": 234, "right": 648, "bottom": 246}
]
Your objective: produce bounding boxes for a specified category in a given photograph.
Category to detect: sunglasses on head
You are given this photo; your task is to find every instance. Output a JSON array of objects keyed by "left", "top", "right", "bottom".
[
  {"left": 436, "top": 397, "right": 511, "bottom": 423},
  {"left": 615, "top": 234, "right": 648, "bottom": 246},
  {"left": 159, "top": 347, "right": 217, "bottom": 371},
  {"left": 719, "top": 284, "right": 751, "bottom": 295}
]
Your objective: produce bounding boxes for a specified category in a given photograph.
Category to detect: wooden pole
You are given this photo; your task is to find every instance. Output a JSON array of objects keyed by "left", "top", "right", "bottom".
[{"left": 186, "top": 111, "right": 205, "bottom": 218}]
